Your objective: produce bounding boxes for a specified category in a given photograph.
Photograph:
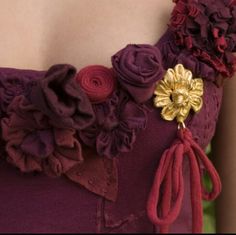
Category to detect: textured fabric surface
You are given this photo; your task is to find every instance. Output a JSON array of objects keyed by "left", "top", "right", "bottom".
[
  {"left": 0, "top": 66, "right": 222, "bottom": 232},
  {"left": 0, "top": 159, "right": 98, "bottom": 233},
  {"left": 0, "top": 0, "right": 231, "bottom": 233}
]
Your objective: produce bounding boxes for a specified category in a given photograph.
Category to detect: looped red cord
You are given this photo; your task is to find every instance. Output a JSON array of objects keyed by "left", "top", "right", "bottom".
[{"left": 147, "top": 128, "right": 222, "bottom": 233}]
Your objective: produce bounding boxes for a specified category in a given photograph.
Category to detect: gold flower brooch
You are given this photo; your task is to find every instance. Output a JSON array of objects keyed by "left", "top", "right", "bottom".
[
  {"left": 148, "top": 64, "right": 221, "bottom": 233},
  {"left": 154, "top": 64, "right": 203, "bottom": 127}
]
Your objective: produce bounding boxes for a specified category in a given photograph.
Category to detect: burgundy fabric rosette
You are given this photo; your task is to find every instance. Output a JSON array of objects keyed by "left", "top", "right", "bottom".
[
  {"left": 79, "top": 90, "right": 148, "bottom": 158},
  {"left": 170, "top": 0, "right": 236, "bottom": 80},
  {"left": 156, "top": 31, "right": 216, "bottom": 81},
  {"left": 0, "top": 71, "right": 39, "bottom": 114},
  {"left": 112, "top": 44, "right": 164, "bottom": 103},
  {"left": 1, "top": 95, "right": 118, "bottom": 201},
  {"left": 76, "top": 65, "right": 116, "bottom": 104},
  {"left": 1, "top": 96, "right": 83, "bottom": 176},
  {"left": 29, "top": 64, "right": 95, "bottom": 130}
]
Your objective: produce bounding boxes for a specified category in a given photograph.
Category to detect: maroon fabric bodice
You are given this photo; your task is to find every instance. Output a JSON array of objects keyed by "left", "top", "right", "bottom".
[{"left": 0, "top": 0, "right": 235, "bottom": 233}]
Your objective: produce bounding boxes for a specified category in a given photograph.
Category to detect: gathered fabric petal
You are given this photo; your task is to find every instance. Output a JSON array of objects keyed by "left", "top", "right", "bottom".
[
  {"left": 1, "top": 96, "right": 83, "bottom": 176},
  {"left": 96, "top": 123, "right": 136, "bottom": 158},
  {"left": 79, "top": 90, "right": 147, "bottom": 158},
  {"left": 147, "top": 128, "right": 221, "bottom": 233},
  {"left": 29, "top": 64, "right": 95, "bottom": 130},
  {"left": 21, "top": 130, "right": 55, "bottom": 158}
]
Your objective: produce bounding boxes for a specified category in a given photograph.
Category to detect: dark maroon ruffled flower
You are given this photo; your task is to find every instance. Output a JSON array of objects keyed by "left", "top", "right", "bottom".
[
  {"left": 79, "top": 90, "right": 147, "bottom": 158},
  {"left": 76, "top": 65, "right": 116, "bottom": 104},
  {"left": 29, "top": 64, "right": 95, "bottom": 130},
  {"left": 0, "top": 73, "right": 36, "bottom": 113},
  {"left": 157, "top": 34, "right": 217, "bottom": 81},
  {"left": 170, "top": 0, "right": 236, "bottom": 79},
  {"left": 112, "top": 44, "right": 164, "bottom": 103},
  {"left": 1, "top": 96, "right": 83, "bottom": 176}
]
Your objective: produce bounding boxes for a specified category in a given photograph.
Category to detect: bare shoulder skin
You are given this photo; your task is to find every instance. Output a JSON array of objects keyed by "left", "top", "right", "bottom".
[
  {"left": 213, "top": 77, "right": 236, "bottom": 233},
  {"left": 0, "top": 0, "right": 173, "bottom": 70}
]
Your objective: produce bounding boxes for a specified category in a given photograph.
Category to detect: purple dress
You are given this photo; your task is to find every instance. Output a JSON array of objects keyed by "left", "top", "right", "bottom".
[{"left": 0, "top": 0, "right": 235, "bottom": 233}]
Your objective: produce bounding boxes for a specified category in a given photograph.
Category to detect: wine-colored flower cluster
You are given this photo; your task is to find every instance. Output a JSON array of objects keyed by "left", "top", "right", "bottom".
[
  {"left": 170, "top": 0, "right": 236, "bottom": 79},
  {"left": 79, "top": 90, "right": 148, "bottom": 158},
  {"left": 1, "top": 64, "right": 95, "bottom": 176},
  {"left": 76, "top": 44, "right": 164, "bottom": 157}
]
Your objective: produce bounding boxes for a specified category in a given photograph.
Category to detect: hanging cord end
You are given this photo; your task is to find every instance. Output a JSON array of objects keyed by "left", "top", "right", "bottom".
[{"left": 147, "top": 126, "right": 222, "bottom": 233}]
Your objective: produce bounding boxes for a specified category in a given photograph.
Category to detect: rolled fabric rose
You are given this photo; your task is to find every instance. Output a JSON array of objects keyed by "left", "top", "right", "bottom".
[
  {"left": 112, "top": 44, "right": 164, "bottom": 103},
  {"left": 76, "top": 65, "right": 116, "bottom": 104}
]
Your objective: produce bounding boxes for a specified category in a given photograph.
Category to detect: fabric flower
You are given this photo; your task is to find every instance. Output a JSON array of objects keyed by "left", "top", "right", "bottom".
[
  {"left": 29, "top": 64, "right": 95, "bottom": 130},
  {"left": 79, "top": 90, "right": 147, "bottom": 157},
  {"left": 112, "top": 44, "right": 164, "bottom": 103},
  {"left": 157, "top": 35, "right": 217, "bottom": 82},
  {"left": 76, "top": 65, "right": 116, "bottom": 103},
  {"left": 1, "top": 96, "right": 83, "bottom": 176},
  {"left": 154, "top": 64, "right": 203, "bottom": 123},
  {"left": 170, "top": 0, "right": 236, "bottom": 79},
  {"left": 0, "top": 73, "right": 37, "bottom": 113}
]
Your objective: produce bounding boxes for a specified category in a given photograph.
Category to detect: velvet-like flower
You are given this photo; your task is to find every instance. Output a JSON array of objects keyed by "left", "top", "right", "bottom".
[
  {"left": 79, "top": 90, "right": 147, "bottom": 157},
  {"left": 154, "top": 64, "right": 203, "bottom": 123},
  {"left": 0, "top": 73, "right": 36, "bottom": 113},
  {"left": 1, "top": 96, "right": 83, "bottom": 176},
  {"left": 170, "top": 0, "right": 236, "bottom": 79},
  {"left": 76, "top": 65, "right": 116, "bottom": 104},
  {"left": 112, "top": 44, "right": 164, "bottom": 103},
  {"left": 29, "top": 64, "right": 95, "bottom": 130},
  {"left": 157, "top": 35, "right": 217, "bottom": 82}
]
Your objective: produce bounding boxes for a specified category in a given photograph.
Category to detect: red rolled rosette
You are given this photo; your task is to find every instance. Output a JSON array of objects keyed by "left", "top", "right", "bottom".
[{"left": 76, "top": 65, "right": 116, "bottom": 104}]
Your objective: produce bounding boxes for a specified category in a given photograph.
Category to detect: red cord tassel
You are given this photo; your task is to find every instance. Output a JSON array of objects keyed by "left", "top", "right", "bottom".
[{"left": 147, "top": 128, "right": 222, "bottom": 233}]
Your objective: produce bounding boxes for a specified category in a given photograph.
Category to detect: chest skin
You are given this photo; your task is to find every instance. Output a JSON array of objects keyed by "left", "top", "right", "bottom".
[{"left": 0, "top": 0, "right": 174, "bottom": 70}]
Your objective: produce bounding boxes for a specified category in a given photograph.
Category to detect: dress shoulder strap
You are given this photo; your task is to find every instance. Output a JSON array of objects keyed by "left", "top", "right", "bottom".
[{"left": 156, "top": 0, "right": 236, "bottom": 85}]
